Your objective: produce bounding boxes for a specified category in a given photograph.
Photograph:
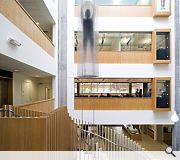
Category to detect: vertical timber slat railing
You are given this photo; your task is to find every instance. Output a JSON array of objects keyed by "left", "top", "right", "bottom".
[
  {"left": 1, "top": 103, "right": 144, "bottom": 151},
  {"left": 47, "top": 107, "right": 74, "bottom": 150},
  {"left": 73, "top": 122, "right": 144, "bottom": 151}
]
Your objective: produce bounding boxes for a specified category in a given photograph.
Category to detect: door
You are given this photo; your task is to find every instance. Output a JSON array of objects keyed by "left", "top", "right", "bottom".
[{"left": 21, "top": 81, "right": 32, "bottom": 104}]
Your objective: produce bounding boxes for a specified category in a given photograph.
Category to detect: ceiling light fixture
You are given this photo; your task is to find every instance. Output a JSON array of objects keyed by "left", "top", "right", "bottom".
[{"left": 14, "top": 70, "right": 20, "bottom": 72}]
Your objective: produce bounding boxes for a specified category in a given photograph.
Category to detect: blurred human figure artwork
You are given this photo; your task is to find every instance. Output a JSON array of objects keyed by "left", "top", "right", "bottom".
[
  {"left": 78, "top": 0, "right": 98, "bottom": 77},
  {"left": 160, "top": 0, "right": 166, "bottom": 10}
]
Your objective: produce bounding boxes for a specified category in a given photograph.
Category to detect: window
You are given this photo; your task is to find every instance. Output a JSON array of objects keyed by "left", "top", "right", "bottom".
[
  {"left": 156, "top": 79, "right": 170, "bottom": 109},
  {"left": 74, "top": 83, "right": 77, "bottom": 94},
  {"left": 75, "top": 32, "right": 152, "bottom": 52},
  {"left": 75, "top": 78, "right": 152, "bottom": 98},
  {"left": 80, "top": 83, "right": 91, "bottom": 93},
  {"left": 92, "top": 83, "right": 98, "bottom": 93},
  {"left": 156, "top": 32, "right": 170, "bottom": 60},
  {"left": 132, "top": 83, "right": 143, "bottom": 94}
]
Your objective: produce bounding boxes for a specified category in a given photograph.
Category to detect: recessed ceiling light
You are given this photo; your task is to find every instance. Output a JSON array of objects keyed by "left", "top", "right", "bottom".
[{"left": 14, "top": 70, "right": 20, "bottom": 72}]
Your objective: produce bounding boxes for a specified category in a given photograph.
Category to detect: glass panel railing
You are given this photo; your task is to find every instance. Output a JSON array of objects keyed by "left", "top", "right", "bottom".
[{"left": 75, "top": 0, "right": 152, "bottom": 5}]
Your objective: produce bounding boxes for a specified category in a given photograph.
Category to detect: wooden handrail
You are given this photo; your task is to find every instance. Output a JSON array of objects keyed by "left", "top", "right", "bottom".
[
  {"left": 15, "top": 99, "right": 55, "bottom": 114},
  {"left": 17, "top": 98, "right": 54, "bottom": 107}
]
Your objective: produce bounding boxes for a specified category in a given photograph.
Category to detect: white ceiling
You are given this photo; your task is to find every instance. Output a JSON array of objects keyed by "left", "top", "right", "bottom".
[{"left": 0, "top": 54, "right": 52, "bottom": 77}]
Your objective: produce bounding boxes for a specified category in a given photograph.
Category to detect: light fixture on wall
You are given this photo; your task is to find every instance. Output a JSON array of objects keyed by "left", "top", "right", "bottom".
[
  {"left": 171, "top": 111, "right": 179, "bottom": 123},
  {"left": 8, "top": 38, "right": 21, "bottom": 47}
]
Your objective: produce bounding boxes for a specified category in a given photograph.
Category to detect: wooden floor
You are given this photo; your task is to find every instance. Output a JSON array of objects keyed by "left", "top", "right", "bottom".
[
  {"left": 114, "top": 127, "right": 167, "bottom": 151},
  {"left": 136, "top": 134, "right": 167, "bottom": 151}
]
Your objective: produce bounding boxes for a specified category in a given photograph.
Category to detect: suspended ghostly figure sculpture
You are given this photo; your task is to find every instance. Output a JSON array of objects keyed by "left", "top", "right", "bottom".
[{"left": 78, "top": 0, "right": 98, "bottom": 77}]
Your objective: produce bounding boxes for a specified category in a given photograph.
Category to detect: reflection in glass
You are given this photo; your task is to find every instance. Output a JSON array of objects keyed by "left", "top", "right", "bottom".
[
  {"left": 98, "top": 83, "right": 104, "bottom": 93},
  {"left": 156, "top": 80, "right": 170, "bottom": 108},
  {"left": 75, "top": 32, "right": 152, "bottom": 52},
  {"left": 92, "top": 83, "right": 98, "bottom": 93},
  {"left": 76, "top": 81, "right": 152, "bottom": 98},
  {"left": 132, "top": 83, "right": 143, "bottom": 94},
  {"left": 103, "top": 83, "right": 111, "bottom": 93},
  {"left": 156, "top": 32, "right": 170, "bottom": 60},
  {"left": 80, "top": 83, "right": 91, "bottom": 93}
]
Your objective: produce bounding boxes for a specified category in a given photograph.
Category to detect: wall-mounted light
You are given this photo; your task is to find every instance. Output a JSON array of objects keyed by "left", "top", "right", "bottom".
[
  {"left": 8, "top": 38, "right": 21, "bottom": 47},
  {"left": 171, "top": 111, "right": 179, "bottom": 123}
]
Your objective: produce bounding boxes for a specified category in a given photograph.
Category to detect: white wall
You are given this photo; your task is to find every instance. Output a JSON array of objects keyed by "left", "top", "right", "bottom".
[
  {"left": 13, "top": 72, "right": 53, "bottom": 105},
  {"left": 67, "top": 1, "right": 175, "bottom": 124},
  {"left": 0, "top": 14, "right": 59, "bottom": 107},
  {"left": 0, "top": 14, "right": 57, "bottom": 76},
  {"left": 37, "top": 77, "right": 52, "bottom": 101},
  {"left": 13, "top": 72, "right": 38, "bottom": 105}
]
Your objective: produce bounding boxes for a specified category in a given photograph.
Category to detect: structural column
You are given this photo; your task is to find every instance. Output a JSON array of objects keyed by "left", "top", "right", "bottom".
[
  {"left": 173, "top": 0, "right": 180, "bottom": 151},
  {"left": 58, "top": 0, "right": 68, "bottom": 106}
]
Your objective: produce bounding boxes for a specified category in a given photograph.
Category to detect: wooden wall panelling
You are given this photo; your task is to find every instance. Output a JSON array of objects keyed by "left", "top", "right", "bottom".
[
  {"left": 75, "top": 51, "right": 153, "bottom": 64},
  {"left": 75, "top": 5, "right": 153, "bottom": 17},
  {"left": 75, "top": 98, "right": 153, "bottom": 110},
  {"left": 0, "top": 117, "right": 48, "bottom": 151},
  {"left": 1, "top": 106, "right": 75, "bottom": 151}
]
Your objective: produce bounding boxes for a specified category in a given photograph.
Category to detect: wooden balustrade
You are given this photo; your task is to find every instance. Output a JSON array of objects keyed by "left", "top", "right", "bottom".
[
  {"left": 75, "top": 51, "right": 153, "bottom": 64},
  {"left": 0, "top": 0, "right": 54, "bottom": 57},
  {"left": 75, "top": 97, "right": 153, "bottom": 110},
  {"left": 74, "top": 121, "right": 144, "bottom": 151},
  {"left": 75, "top": 5, "right": 153, "bottom": 17},
  {"left": 13, "top": 106, "right": 46, "bottom": 117},
  {"left": 47, "top": 107, "right": 74, "bottom": 151},
  {"left": 0, "top": 105, "right": 144, "bottom": 151},
  {"left": 0, "top": 107, "right": 74, "bottom": 151},
  {"left": 0, "top": 117, "right": 48, "bottom": 150}
]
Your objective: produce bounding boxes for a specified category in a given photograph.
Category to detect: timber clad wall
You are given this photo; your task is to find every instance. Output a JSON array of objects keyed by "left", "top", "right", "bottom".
[
  {"left": 75, "top": 97, "right": 153, "bottom": 110},
  {"left": 0, "top": 118, "right": 48, "bottom": 150},
  {"left": 75, "top": 51, "right": 153, "bottom": 64},
  {"left": 75, "top": 5, "right": 153, "bottom": 17}
]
